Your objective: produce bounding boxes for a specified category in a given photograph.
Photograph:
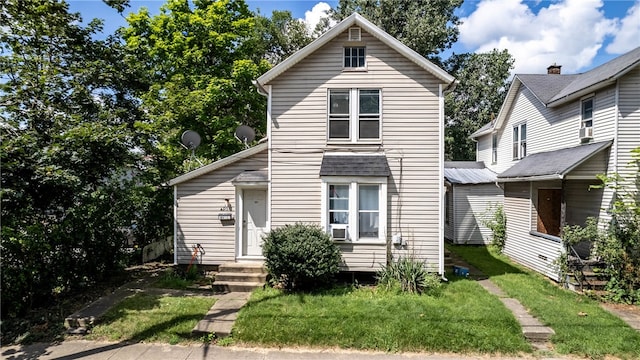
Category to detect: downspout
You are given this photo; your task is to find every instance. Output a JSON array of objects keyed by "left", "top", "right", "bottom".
[
  {"left": 439, "top": 83, "right": 446, "bottom": 280},
  {"left": 253, "top": 80, "right": 272, "bottom": 232},
  {"left": 173, "top": 185, "right": 178, "bottom": 265}
]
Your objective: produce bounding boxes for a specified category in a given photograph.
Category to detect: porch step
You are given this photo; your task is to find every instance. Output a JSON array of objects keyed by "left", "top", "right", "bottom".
[
  {"left": 213, "top": 281, "right": 265, "bottom": 293},
  {"left": 212, "top": 262, "right": 268, "bottom": 293}
]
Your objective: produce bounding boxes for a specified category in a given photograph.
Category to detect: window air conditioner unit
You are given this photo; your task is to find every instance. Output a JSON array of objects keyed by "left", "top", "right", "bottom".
[
  {"left": 579, "top": 127, "right": 593, "bottom": 140},
  {"left": 330, "top": 225, "right": 348, "bottom": 240},
  {"left": 348, "top": 27, "right": 361, "bottom": 41}
]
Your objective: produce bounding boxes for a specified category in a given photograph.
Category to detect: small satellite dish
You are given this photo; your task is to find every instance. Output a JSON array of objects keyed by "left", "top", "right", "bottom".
[
  {"left": 181, "top": 130, "right": 201, "bottom": 150},
  {"left": 234, "top": 125, "right": 255, "bottom": 145}
]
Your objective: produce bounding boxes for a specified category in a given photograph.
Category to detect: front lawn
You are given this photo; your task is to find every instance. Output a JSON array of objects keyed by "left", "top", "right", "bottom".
[
  {"left": 85, "top": 293, "right": 215, "bottom": 345},
  {"left": 449, "top": 245, "right": 640, "bottom": 359},
  {"left": 233, "top": 281, "right": 531, "bottom": 354}
]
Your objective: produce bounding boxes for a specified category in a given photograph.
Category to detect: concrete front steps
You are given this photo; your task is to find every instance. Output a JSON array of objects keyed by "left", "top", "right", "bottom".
[{"left": 212, "top": 262, "right": 268, "bottom": 293}]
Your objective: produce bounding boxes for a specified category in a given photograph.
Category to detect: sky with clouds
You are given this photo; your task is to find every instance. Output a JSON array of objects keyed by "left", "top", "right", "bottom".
[{"left": 70, "top": 0, "right": 640, "bottom": 75}]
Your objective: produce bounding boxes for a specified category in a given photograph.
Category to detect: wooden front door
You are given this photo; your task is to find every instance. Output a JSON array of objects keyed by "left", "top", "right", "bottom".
[{"left": 537, "top": 188, "right": 562, "bottom": 236}]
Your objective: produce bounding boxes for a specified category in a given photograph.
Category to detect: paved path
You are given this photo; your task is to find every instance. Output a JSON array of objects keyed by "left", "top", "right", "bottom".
[
  {"left": 192, "top": 292, "right": 251, "bottom": 337},
  {"left": 0, "top": 340, "right": 573, "bottom": 360}
]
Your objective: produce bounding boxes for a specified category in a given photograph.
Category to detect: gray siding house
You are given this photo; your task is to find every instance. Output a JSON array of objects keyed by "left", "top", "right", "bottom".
[
  {"left": 168, "top": 13, "right": 455, "bottom": 273},
  {"left": 471, "top": 47, "right": 640, "bottom": 280},
  {"left": 444, "top": 162, "right": 503, "bottom": 245}
]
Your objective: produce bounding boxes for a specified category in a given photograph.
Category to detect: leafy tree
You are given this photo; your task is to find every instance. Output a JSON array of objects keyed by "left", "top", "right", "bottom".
[
  {"left": 444, "top": 49, "right": 514, "bottom": 160},
  {"left": 120, "top": 0, "right": 271, "bottom": 172},
  {"left": 330, "top": 0, "right": 463, "bottom": 61},
  {"left": 0, "top": 0, "right": 159, "bottom": 317},
  {"left": 250, "top": 10, "right": 314, "bottom": 65}
]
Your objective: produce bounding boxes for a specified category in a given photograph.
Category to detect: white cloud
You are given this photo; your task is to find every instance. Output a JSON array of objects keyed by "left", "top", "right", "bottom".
[
  {"left": 303, "top": 2, "right": 333, "bottom": 34},
  {"left": 606, "top": 0, "right": 640, "bottom": 54},
  {"left": 459, "top": 0, "right": 620, "bottom": 74}
]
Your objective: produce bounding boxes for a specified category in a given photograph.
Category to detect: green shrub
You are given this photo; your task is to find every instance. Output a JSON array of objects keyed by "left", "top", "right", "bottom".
[
  {"left": 376, "top": 257, "right": 442, "bottom": 295},
  {"left": 262, "top": 223, "right": 341, "bottom": 290},
  {"left": 482, "top": 204, "right": 507, "bottom": 252}
]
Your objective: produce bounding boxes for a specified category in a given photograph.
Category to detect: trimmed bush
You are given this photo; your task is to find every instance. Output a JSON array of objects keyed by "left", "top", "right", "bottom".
[{"left": 262, "top": 223, "right": 341, "bottom": 290}]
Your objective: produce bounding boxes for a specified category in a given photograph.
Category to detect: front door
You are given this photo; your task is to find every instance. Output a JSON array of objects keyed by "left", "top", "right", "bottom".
[{"left": 242, "top": 189, "right": 267, "bottom": 257}]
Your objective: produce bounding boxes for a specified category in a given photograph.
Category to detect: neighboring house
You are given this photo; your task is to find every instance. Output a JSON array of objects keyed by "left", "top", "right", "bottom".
[
  {"left": 167, "top": 13, "right": 456, "bottom": 274},
  {"left": 471, "top": 47, "right": 640, "bottom": 280},
  {"left": 444, "top": 161, "right": 502, "bottom": 245}
]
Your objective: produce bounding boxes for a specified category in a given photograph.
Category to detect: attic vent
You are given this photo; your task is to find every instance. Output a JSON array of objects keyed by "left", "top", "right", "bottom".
[{"left": 348, "top": 27, "right": 361, "bottom": 41}]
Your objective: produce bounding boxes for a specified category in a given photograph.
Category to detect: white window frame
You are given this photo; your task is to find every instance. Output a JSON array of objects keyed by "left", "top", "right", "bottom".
[
  {"left": 512, "top": 123, "right": 526, "bottom": 160},
  {"left": 327, "top": 88, "right": 381, "bottom": 143},
  {"left": 581, "top": 97, "right": 594, "bottom": 129},
  {"left": 343, "top": 46, "right": 365, "bottom": 68},
  {"left": 321, "top": 176, "right": 387, "bottom": 243}
]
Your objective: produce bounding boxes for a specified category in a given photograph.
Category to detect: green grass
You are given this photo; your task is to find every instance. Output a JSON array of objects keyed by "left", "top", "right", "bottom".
[
  {"left": 449, "top": 245, "right": 640, "bottom": 359},
  {"left": 86, "top": 293, "right": 215, "bottom": 345},
  {"left": 233, "top": 282, "right": 531, "bottom": 354}
]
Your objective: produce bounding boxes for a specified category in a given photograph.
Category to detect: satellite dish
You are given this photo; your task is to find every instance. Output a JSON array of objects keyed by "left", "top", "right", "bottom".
[
  {"left": 181, "top": 130, "right": 201, "bottom": 150},
  {"left": 234, "top": 125, "right": 255, "bottom": 145}
]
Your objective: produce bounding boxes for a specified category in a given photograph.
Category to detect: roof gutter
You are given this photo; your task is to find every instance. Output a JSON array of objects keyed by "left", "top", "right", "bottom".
[
  {"left": 497, "top": 174, "right": 564, "bottom": 183},
  {"left": 252, "top": 80, "right": 269, "bottom": 97}
]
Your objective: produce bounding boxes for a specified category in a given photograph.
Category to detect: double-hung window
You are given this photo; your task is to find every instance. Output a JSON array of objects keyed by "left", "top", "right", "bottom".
[
  {"left": 323, "top": 179, "right": 387, "bottom": 242},
  {"left": 581, "top": 98, "right": 593, "bottom": 129},
  {"left": 512, "top": 123, "right": 526, "bottom": 160},
  {"left": 491, "top": 133, "right": 498, "bottom": 164},
  {"left": 328, "top": 89, "right": 381, "bottom": 142}
]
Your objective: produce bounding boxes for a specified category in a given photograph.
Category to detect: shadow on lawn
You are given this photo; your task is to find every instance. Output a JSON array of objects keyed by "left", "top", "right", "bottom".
[{"left": 447, "top": 244, "right": 524, "bottom": 278}]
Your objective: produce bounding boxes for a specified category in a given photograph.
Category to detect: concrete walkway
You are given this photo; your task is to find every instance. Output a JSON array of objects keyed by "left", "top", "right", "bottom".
[
  {"left": 192, "top": 292, "right": 251, "bottom": 337},
  {"left": 0, "top": 340, "right": 574, "bottom": 360}
]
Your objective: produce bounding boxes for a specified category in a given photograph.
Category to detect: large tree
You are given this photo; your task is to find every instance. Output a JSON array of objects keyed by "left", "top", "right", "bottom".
[
  {"left": 444, "top": 49, "right": 514, "bottom": 161},
  {"left": 0, "top": 0, "right": 161, "bottom": 317},
  {"left": 121, "top": 0, "right": 271, "bottom": 171},
  {"left": 250, "top": 10, "right": 314, "bottom": 65},
  {"left": 330, "top": 0, "right": 463, "bottom": 61}
]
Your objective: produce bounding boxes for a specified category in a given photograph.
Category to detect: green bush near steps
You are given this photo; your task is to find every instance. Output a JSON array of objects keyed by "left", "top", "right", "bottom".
[{"left": 262, "top": 223, "right": 341, "bottom": 290}]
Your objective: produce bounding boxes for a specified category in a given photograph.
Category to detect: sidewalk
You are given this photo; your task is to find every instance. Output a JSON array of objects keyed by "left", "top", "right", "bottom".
[{"left": 0, "top": 340, "right": 570, "bottom": 360}]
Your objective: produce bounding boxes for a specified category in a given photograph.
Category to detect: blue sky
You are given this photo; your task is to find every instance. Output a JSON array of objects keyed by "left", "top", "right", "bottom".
[{"left": 68, "top": 0, "right": 640, "bottom": 75}]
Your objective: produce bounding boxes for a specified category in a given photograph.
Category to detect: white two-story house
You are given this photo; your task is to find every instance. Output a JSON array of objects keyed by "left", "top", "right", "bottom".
[
  {"left": 167, "top": 13, "right": 455, "bottom": 274},
  {"left": 471, "top": 47, "right": 640, "bottom": 280}
]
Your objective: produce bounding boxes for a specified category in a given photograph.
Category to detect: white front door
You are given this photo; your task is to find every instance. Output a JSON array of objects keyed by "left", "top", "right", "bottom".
[{"left": 242, "top": 189, "right": 267, "bottom": 257}]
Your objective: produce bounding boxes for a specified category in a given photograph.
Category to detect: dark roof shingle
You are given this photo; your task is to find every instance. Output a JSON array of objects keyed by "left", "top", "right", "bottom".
[{"left": 319, "top": 155, "right": 390, "bottom": 177}]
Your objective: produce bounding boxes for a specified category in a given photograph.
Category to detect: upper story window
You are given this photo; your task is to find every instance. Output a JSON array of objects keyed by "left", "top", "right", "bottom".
[
  {"left": 328, "top": 89, "right": 381, "bottom": 142},
  {"left": 512, "top": 123, "right": 526, "bottom": 160},
  {"left": 491, "top": 133, "right": 498, "bottom": 164},
  {"left": 581, "top": 98, "right": 593, "bottom": 128},
  {"left": 344, "top": 47, "right": 365, "bottom": 68}
]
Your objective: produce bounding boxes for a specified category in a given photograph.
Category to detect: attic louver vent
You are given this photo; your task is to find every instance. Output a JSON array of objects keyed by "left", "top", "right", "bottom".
[{"left": 349, "top": 27, "right": 361, "bottom": 41}]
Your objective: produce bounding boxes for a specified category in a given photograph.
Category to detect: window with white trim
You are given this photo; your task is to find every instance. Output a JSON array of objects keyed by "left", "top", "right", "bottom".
[
  {"left": 581, "top": 98, "right": 593, "bottom": 129},
  {"left": 328, "top": 89, "right": 381, "bottom": 142},
  {"left": 323, "top": 178, "right": 387, "bottom": 242},
  {"left": 512, "top": 123, "right": 526, "bottom": 160},
  {"left": 491, "top": 133, "right": 498, "bottom": 164},
  {"left": 344, "top": 47, "right": 365, "bottom": 68}
]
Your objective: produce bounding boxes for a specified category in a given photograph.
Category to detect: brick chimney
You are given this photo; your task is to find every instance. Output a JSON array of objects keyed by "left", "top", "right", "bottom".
[{"left": 547, "top": 63, "right": 561, "bottom": 74}]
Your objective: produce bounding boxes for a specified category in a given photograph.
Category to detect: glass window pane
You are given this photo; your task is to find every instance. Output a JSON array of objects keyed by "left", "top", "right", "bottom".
[
  {"left": 330, "top": 199, "right": 348, "bottom": 210},
  {"left": 330, "top": 91, "right": 349, "bottom": 114},
  {"left": 359, "top": 119, "right": 379, "bottom": 139},
  {"left": 520, "top": 124, "right": 526, "bottom": 139},
  {"left": 330, "top": 211, "right": 349, "bottom": 224},
  {"left": 359, "top": 185, "right": 378, "bottom": 210},
  {"left": 329, "top": 119, "right": 349, "bottom": 138},
  {"left": 358, "top": 213, "right": 378, "bottom": 237},
  {"left": 330, "top": 184, "right": 349, "bottom": 198},
  {"left": 359, "top": 90, "right": 379, "bottom": 114}
]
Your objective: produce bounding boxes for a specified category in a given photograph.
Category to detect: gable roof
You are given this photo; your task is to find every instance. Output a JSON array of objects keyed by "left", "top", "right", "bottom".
[
  {"left": 472, "top": 46, "right": 640, "bottom": 138},
  {"left": 256, "top": 13, "right": 455, "bottom": 87},
  {"left": 444, "top": 161, "right": 497, "bottom": 185},
  {"left": 166, "top": 142, "right": 267, "bottom": 186},
  {"left": 497, "top": 140, "right": 612, "bottom": 182}
]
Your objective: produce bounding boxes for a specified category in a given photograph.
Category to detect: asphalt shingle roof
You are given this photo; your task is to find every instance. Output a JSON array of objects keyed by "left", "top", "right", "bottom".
[
  {"left": 498, "top": 141, "right": 612, "bottom": 181},
  {"left": 232, "top": 170, "right": 268, "bottom": 183},
  {"left": 319, "top": 155, "right": 390, "bottom": 177}
]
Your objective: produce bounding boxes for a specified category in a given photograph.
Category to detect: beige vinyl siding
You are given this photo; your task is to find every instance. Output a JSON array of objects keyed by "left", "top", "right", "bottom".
[
  {"left": 267, "top": 29, "right": 444, "bottom": 270},
  {"left": 567, "top": 147, "right": 611, "bottom": 179},
  {"left": 503, "top": 182, "right": 562, "bottom": 281},
  {"left": 475, "top": 133, "right": 493, "bottom": 166},
  {"left": 450, "top": 183, "right": 503, "bottom": 245},
  {"left": 175, "top": 150, "right": 267, "bottom": 265},
  {"left": 617, "top": 65, "right": 640, "bottom": 194},
  {"left": 338, "top": 243, "right": 387, "bottom": 271},
  {"left": 565, "top": 180, "right": 605, "bottom": 226}
]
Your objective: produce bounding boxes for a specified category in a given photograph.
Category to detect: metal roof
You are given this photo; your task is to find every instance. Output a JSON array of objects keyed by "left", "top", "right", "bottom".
[
  {"left": 444, "top": 162, "right": 497, "bottom": 184},
  {"left": 497, "top": 141, "right": 612, "bottom": 182},
  {"left": 319, "top": 154, "right": 390, "bottom": 177}
]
